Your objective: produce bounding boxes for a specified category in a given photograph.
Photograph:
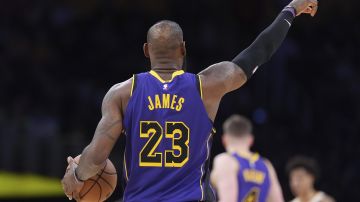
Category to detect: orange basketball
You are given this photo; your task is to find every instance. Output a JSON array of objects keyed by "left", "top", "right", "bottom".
[{"left": 73, "top": 155, "right": 117, "bottom": 202}]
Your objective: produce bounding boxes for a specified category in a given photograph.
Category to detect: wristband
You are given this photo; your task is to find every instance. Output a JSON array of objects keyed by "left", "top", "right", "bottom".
[
  {"left": 283, "top": 6, "right": 296, "bottom": 17},
  {"left": 74, "top": 167, "right": 84, "bottom": 183}
]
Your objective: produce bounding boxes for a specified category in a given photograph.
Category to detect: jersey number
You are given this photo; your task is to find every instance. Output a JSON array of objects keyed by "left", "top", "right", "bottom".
[
  {"left": 242, "top": 188, "right": 260, "bottom": 202},
  {"left": 139, "top": 121, "right": 189, "bottom": 167}
]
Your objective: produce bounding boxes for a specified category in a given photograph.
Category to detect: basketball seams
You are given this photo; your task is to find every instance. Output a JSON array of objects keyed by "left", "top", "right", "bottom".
[
  {"left": 82, "top": 179, "right": 102, "bottom": 201},
  {"left": 101, "top": 170, "right": 117, "bottom": 175},
  {"left": 97, "top": 179, "right": 102, "bottom": 202},
  {"left": 96, "top": 174, "right": 115, "bottom": 190},
  {"left": 78, "top": 161, "right": 107, "bottom": 199},
  {"left": 72, "top": 158, "right": 116, "bottom": 201}
]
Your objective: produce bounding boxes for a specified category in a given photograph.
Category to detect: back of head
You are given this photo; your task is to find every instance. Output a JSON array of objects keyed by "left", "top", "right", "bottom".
[
  {"left": 147, "top": 20, "right": 183, "bottom": 47},
  {"left": 146, "top": 21, "right": 184, "bottom": 62},
  {"left": 223, "top": 115, "right": 253, "bottom": 138}
]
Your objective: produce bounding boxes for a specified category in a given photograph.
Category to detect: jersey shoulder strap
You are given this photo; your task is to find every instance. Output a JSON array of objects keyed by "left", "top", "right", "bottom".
[
  {"left": 130, "top": 74, "right": 138, "bottom": 97},
  {"left": 195, "top": 74, "right": 203, "bottom": 99},
  {"left": 131, "top": 71, "right": 202, "bottom": 98}
]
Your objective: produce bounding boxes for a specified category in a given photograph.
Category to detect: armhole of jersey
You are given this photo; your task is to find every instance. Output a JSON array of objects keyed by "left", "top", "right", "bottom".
[
  {"left": 196, "top": 75, "right": 203, "bottom": 99},
  {"left": 130, "top": 74, "right": 138, "bottom": 97}
]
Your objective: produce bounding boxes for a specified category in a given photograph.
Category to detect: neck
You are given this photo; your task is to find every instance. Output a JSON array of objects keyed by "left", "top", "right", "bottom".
[
  {"left": 226, "top": 144, "right": 251, "bottom": 155},
  {"left": 151, "top": 61, "right": 182, "bottom": 72},
  {"left": 298, "top": 188, "right": 317, "bottom": 202}
]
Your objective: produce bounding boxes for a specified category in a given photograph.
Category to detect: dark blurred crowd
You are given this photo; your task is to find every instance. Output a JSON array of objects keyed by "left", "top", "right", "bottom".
[{"left": 0, "top": 0, "right": 359, "bottom": 201}]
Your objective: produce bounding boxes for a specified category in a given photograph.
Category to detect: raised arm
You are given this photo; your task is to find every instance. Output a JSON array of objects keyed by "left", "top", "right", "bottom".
[
  {"left": 199, "top": 0, "right": 318, "bottom": 119},
  {"left": 61, "top": 79, "right": 132, "bottom": 200}
]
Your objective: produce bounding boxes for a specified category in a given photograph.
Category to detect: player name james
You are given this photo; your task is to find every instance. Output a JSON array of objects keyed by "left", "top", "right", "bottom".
[{"left": 147, "top": 94, "right": 185, "bottom": 111}]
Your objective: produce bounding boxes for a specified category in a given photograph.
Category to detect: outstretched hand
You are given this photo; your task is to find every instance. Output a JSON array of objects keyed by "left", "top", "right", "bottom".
[
  {"left": 289, "top": 0, "right": 318, "bottom": 17},
  {"left": 61, "top": 156, "right": 84, "bottom": 201}
]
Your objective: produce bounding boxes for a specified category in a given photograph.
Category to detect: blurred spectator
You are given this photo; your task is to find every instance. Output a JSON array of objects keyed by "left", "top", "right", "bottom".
[{"left": 286, "top": 156, "right": 335, "bottom": 202}]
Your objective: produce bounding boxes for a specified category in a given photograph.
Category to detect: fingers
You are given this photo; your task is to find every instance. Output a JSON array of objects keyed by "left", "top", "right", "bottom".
[
  {"left": 62, "top": 156, "right": 83, "bottom": 201},
  {"left": 67, "top": 156, "right": 74, "bottom": 164},
  {"left": 307, "top": 0, "right": 318, "bottom": 17},
  {"left": 308, "top": 0, "right": 318, "bottom": 5},
  {"left": 73, "top": 192, "right": 81, "bottom": 201},
  {"left": 61, "top": 179, "right": 72, "bottom": 200},
  {"left": 62, "top": 184, "right": 73, "bottom": 200},
  {"left": 304, "top": 7, "right": 312, "bottom": 14},
  {"left": 310, "top": 4, "right": 318, "bottom": 17},
  {"left": 299, "top": 0, "right": 318, "bottom": 17}
]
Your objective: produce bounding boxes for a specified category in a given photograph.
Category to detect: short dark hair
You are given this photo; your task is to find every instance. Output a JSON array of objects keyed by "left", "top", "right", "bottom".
[
  {"left": 286, "top": 155, "right": 320, "bottom": 180},
  {"left": 147, "top": 20, "right": 183, "bottom": 45},
  {"left": 223, "top": 115, "right": 253, "bottom": 137}
]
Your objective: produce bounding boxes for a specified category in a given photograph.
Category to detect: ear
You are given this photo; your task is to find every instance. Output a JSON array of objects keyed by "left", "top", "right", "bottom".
[
  {"left": 181, "top": 41, "right": 186, "bottom": 57},
  {"left": 249, "top": 135, "right": 254, "bottom": 147},
  {"left": 143, "top": 43, "right": 150, "bottom": 58},
  {"left": 222, "top": 135, "right": 227, "bottom": 148}
]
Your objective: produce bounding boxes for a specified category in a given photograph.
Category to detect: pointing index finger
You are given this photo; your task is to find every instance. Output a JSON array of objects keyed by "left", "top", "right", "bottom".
[{"left": 311, "top": 5, "right": 318, "bottom": 17}]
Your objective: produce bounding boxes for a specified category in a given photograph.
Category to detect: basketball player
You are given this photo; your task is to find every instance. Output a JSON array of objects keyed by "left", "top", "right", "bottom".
[
  {"left": 211, "top": 115, "right": 284, "bottom": 202},
  {"left": 287, "top": 156, "right": 335, "bottom": 202},
  {"left": 61, "top": 0, "right": 318, "bottom": 201}
]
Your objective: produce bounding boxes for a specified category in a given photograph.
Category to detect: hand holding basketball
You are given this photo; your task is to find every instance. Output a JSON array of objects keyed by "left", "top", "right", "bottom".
[
  {"left": 61, "top": 155, "right": 117, "bottom": 202},
  {"left": 62, "top": 156, "right": 84, "bottom": 201},
  {"left": 289, "top": 0, "right": 318, "bottom": 17}
]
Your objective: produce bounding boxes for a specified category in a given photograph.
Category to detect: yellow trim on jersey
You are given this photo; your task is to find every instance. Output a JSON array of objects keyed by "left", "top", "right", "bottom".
[
  {"left": 198, "top": 75, "right": 203, "bottom": 99},
  {"left": 130, "top": 74, "right": 135, "bottom": 97},
  {"left": 242, "top": 187, "right": 260, "bottom": 202},
  {"left": 236, "top": 152, "right": 260, "bottom": 164},
  {"left": 149, "top": 70, "right": 185, "bottom": 83}
]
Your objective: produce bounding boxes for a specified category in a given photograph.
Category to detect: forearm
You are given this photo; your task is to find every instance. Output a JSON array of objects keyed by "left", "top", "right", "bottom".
[{"left": 232, "top": 7, "right": 296, "bottom": 78}]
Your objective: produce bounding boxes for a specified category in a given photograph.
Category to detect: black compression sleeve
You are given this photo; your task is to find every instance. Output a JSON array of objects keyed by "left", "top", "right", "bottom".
[{"left": 232, "top": 8, "right": 296, "bottom": 79}]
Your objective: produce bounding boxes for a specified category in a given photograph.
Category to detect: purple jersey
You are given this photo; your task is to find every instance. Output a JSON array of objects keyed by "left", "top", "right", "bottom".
[
  {"left": 123, "top": 70, "right": 216, "bottom": 202},
  {"left": 232, "top": 153, "right": 270, "bottom": 202}
]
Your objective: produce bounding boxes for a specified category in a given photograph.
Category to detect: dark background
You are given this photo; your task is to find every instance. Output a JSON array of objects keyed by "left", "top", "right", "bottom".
[{"left": 0, "top": 0, "right": 359, "bottom": 201}]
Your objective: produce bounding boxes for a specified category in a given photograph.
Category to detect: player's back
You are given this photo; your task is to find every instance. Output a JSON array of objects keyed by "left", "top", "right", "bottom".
[
  {"left": 232, "top": 152, "right": 270, "bottom": 202},
  {"left": 123, "top": 70, "right": 215, "bottom": 202}
]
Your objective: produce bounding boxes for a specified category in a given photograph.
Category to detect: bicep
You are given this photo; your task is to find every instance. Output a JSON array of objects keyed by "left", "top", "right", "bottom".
[
  {"left": 88, "top": 86, "right": 124, "bottom": 165},
  {"left": 199, "top": 61, "right": 247, "bottom": 99}
]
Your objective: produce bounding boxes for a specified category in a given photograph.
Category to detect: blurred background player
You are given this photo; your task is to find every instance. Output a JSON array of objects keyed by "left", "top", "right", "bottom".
[
  {"left": 211, "top": 115, "right": 284, "bottom": 202},
  {"left": 286, "top": 156, "right": 335, "bottom": 202},
  {"left": 61, "top": 0, "right": 318, "bottom": 201}
]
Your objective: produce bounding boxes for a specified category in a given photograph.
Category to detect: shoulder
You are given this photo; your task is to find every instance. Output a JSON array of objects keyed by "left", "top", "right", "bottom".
[
  {"left": 109, "top": 77, "right": 133, "bottom": 93},
  {"left": 262, "top": 157, "right": 278, "bottom": 175},
  {"left": 110, "top": 77, "right": 133, "bottom": 95},
  {"left": 262, "top": 157, "right": 272, "bottom": 168},
  {"left": 102, "top": 77, "right": 133, "bottom": 109},
  {"left": 320, "top": 192, "right": 336, "bottom": 202},
  {"left": 213, "top": 153, "right": 239, "bottom": 171}
]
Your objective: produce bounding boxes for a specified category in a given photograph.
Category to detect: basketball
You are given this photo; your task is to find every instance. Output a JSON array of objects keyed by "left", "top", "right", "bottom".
[{"left": 73, "top": 155, "right": 117, "bottom": 202}]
